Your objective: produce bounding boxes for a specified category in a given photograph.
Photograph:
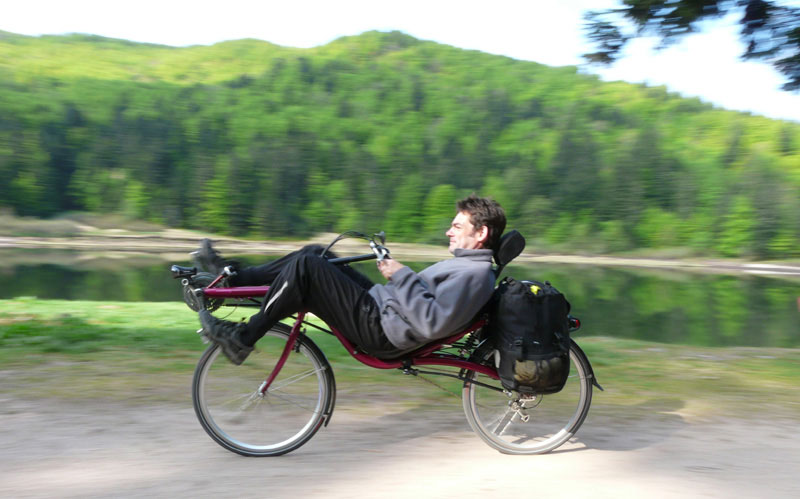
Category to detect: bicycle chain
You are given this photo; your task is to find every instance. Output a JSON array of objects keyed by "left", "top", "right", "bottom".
[{"left": 415, "top": 371, "right": 463, "bottom": 399}]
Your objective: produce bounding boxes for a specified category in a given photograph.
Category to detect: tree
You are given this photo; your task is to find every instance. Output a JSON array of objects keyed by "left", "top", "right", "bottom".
[
  {"left": 584, "top": 0, "right": 800, "bottom": 90},
  {"left": 421, "top": 184, "right": 457, "bottom": 242},
  {"left": 384, "top": 174, "right": 425, "bottom": 240},
  {"left": 2, "top": 30, "right": 800, "bottom": 259},
  {"left": 198, "top": 160, "right": 232, "bottom": 234},
  {"left": 717, "top": 195, "right": 756, "bottom": 257}
]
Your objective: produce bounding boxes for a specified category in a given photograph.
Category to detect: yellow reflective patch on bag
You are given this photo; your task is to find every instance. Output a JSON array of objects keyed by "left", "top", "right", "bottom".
[{"left": 529, "top": 284, "right": 541, "bottom": 295}]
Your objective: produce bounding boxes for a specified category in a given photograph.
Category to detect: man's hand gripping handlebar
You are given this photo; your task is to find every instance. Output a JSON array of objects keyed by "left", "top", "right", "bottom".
[{"left": 369, "top": 234, "right": 405, "bottom": 280}]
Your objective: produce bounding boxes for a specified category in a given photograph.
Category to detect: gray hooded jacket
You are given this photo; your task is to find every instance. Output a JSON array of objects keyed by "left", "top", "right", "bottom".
[{"left": 367, "top": 248, "right": 495, "bottom": 350}]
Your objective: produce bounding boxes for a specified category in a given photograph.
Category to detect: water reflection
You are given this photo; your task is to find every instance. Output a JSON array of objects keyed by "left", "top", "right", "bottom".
[
  {"left": 0, "top": 251, "right": 797, "bottom": 348},
  {"left": 503, "top": 263, "right": 800, "bottom": 349}
]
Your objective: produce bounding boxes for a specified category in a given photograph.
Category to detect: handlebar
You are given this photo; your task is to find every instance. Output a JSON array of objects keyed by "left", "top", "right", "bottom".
[
  {"left": 322, "top": 230, "right": 391, "bottom": 265},
  {"left": 327, "top": 253, "right": 382, "bottom": 265}
]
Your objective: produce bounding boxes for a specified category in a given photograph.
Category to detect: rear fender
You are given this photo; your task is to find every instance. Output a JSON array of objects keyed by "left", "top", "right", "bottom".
[{"left": 570, "top": 339, "right": 603, "bottom": 391}]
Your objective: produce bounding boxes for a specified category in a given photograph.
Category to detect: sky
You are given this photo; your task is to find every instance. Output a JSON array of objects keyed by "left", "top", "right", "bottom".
[{"left": 3, "top": 0, "right": 799, "bottom": 122}]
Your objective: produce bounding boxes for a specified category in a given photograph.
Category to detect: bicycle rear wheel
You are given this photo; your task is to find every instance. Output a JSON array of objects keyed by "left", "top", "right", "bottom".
[
  {"left": 193, "top": 323, "right": 335, "bottom": 456},
  {"left": 462, "top": 343, "right": 592, "bottom": 454}
]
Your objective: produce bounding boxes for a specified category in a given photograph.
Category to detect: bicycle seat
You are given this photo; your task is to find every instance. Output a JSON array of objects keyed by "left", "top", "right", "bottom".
[{"left": 493, "top": 230, "right": 525, "bottom": 277}]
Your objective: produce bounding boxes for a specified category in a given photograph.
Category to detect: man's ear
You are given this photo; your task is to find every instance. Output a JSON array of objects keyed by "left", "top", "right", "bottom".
[{"left": 476, "top": 225, "right": 490, "bottom": 246}]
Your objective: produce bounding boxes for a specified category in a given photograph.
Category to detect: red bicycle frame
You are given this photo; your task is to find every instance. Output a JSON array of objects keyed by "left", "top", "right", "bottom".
[{"left": 203, "top": 285, "right": 500, "bottom": 392}]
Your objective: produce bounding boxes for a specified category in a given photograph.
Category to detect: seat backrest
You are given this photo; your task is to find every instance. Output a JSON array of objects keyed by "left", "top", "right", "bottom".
[{"left": 493, "top": 230, "right": 525, "bottom": 277}]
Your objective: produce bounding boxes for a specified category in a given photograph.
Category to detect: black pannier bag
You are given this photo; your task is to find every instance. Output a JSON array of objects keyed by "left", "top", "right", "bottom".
[{"left": 486, "top": 277, "right": 571, "bottom": 394}]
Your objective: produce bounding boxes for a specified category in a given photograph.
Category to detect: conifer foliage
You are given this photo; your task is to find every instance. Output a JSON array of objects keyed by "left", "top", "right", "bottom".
[{"left": 1, "top": 30, "right": 798, "bottom": 258}]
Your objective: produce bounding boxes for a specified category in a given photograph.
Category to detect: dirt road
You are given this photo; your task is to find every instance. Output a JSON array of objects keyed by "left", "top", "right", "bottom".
[{"left": 2, "top": 389, "right": 798, "bottom": 499}]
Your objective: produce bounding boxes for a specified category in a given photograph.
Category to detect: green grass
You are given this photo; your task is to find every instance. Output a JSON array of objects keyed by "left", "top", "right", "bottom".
[
  {"left": 1, "top": 298, "right": 799, "bottom": 419},
  {"left": 0, "top": 298, "right": 424, "bottom": 403}
]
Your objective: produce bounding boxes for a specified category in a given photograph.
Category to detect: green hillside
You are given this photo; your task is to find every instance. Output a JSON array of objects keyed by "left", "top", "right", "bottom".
[{"left": 1, "top": 30, "right": 798, "bottom": 258}]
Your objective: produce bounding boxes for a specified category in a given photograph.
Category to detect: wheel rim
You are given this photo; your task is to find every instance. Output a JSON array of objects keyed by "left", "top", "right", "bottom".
[
  {"left": 194, "top": 328, "right": 330, "bottom": 455},
  {"left": 463, "top": 347, "right": 591, "bottom": 454}
]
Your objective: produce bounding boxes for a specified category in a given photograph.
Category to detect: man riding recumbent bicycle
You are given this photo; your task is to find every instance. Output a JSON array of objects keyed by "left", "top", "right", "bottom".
[{"left": 171, "top": 195, "right": 601, "bottom": 456}]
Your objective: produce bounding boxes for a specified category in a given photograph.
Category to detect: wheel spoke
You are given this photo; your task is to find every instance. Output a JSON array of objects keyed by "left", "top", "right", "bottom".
[
  {"left": 265, "top": 388, "right": 323, "bottom": 413},
  {"left": 269, "top": 366, "right": 326, "bottom": 391},
  {"left": 237, "top": 390, "right": 266, "bottom": 411},
  {"left": 210, "top": 391, "right": 262, "bottom": 411}
]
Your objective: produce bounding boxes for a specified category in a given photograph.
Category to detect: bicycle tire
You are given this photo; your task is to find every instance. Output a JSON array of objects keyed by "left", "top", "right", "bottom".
[
  {"left": 462, "top": 342, "right": 593, "bottom": 455},
  {"left": 192, "top": 323, "right": 335, "bottom": 456}
]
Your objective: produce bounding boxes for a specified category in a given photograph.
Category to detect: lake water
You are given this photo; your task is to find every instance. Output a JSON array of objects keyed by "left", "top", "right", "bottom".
[{"left": 1, "top": 249, "right": 798, "bottom": 348}]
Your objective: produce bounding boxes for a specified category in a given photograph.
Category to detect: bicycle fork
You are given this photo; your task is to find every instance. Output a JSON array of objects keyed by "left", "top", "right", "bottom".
[{"left": 258, "top": 312, "right": 307, "bottom": 395}]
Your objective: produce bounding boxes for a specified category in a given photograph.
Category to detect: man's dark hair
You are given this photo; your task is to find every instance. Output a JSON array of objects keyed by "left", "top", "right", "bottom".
[{"left": 456, "top": 194, "right": 507, "bottom": 250}]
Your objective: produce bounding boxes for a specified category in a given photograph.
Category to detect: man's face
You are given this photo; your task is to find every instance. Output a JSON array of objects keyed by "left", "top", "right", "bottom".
[{"left": 446, "top": 211, "right": 487, "bottom": 253}]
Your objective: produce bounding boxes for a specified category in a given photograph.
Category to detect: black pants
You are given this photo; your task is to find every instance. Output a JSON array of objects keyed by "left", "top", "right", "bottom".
[{"left": 231, "top": 245, "right": 403, "bottom": 358}]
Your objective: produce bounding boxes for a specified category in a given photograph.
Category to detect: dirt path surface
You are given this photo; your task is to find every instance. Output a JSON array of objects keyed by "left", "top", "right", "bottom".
[
  {"left": 2, "top": 228, "right": 799, "bottom": 498},
  {"left": 2, "top": 391, "right": 798, "bottom": 499}
]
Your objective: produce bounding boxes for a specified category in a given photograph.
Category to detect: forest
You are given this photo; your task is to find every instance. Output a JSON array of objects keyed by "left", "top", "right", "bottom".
[{"left": 1, "top": 29, "right": 799, "bottom": 258}]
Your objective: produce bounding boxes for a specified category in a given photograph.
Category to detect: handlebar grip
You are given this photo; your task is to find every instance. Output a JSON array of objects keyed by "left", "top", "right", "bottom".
[{"left": 374, "top": 245, "right": 390, "bottom": 262}]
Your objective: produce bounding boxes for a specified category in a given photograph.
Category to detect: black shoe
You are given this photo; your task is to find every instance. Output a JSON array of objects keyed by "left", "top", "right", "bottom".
[
  {"left": 192, "top": 239, "right": 228, "bottom": 275},
  {"left": 199, "top": 310, "right": 254, "bottom": 365}
]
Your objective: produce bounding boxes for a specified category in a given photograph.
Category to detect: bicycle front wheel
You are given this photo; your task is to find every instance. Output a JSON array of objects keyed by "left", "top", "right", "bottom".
[
  {"left": 192, "top": 323, "right": 335, "bottom": 456},
  {"left": 462, "top": 343, "right": 592, "bottom": 455}
]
